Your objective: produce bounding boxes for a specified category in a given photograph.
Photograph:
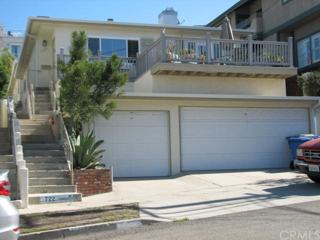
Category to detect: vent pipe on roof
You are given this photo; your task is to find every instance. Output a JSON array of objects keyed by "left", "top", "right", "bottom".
[
  {"left": 158, "top": 7, "right": 179, "bottom": 25},
  {"left": 107, "top": 18, "right": 114, "bottom": 22}
]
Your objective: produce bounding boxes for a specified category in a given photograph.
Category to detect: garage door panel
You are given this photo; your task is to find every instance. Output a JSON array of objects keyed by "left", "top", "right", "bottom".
[
  {"left": 94, "top": 112, "right": 170, "bottom": 177},
  {"left": 182, "top": 108, "right": 247, "bottom": 121},
  {"left": 181, "top": 107, "right": 309, "bottom": 171},
  {"left": 182, "top": 122, "right": 248, "bottom": 138}
]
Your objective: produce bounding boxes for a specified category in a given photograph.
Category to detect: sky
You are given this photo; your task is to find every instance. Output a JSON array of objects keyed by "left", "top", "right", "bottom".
[{"left": 1, "top": 0, "right": 239, "bottom": 32}]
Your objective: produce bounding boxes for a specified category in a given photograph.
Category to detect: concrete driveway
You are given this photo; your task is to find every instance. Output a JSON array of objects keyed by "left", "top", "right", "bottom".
[{"left": 20, "top": 170, "right": 320, "bottom": 221}]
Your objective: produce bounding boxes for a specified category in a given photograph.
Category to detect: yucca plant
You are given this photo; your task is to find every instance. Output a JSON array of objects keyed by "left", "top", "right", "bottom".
[{"left": 71, "top": 130, "right": 106, "bottom": 169}]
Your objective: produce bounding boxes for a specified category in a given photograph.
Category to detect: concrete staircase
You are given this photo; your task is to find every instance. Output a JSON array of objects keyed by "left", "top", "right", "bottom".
[{"left": 19, "top": 88, "right": 81, "bottom": 205}]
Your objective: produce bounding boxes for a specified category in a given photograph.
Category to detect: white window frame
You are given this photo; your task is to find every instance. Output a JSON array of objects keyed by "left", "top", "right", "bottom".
[
  {"left": 311, "top": 32, "right": 320, "bottom": 63},
  {"left": 87, "top": 36, "right": 140, "bottom": 58}
]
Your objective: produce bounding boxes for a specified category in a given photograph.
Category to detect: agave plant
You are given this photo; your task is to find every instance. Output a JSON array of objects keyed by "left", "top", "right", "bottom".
[{"left": 71, "top": 130, "right": 106, "bottom": 169}]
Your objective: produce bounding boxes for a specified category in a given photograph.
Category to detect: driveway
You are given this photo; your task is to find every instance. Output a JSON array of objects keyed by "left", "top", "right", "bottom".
[{"left": 20, "top": 170, "right": 320, "bottom": 221}]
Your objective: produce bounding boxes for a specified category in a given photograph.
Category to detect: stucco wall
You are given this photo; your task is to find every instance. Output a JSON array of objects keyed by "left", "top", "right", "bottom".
[
  {"left": 133, "top": 70, "right": 287, "bottom": 96},
  {"left": 112, "top": 97, "right": 316, "bottom": 175},
  {"left": 262, "top": 0, "right": 320, "bottom": 34},
  {"left": 294, "top": 16, "right": 320, "bottom": 41}
]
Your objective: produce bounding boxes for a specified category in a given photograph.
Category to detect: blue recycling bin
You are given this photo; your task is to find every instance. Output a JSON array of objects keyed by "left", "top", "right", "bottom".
[{"left": 286, "top": 135, "right": 319, "bottom": 160}]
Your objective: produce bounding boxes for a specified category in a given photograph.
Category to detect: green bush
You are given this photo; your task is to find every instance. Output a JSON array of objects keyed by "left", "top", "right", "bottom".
[
  {"left": 0, "top": 49, "right": 14, "bottom": 98},
  {"left": 71, "top": 130, "right": 106, "bottom": 169},
  {"left": 297, "top": 71, "right": 320, "bottom": 96}
]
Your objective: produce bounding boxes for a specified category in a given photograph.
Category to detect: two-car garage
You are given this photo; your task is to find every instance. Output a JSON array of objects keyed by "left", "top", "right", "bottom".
[{"left": 94, "top": 105, "right": 310, "bottom": 177}]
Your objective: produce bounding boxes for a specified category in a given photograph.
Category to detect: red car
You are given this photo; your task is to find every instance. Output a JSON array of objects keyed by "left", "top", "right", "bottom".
[{"left": 295, "top": 138, "right": 320, "bottom": 183}]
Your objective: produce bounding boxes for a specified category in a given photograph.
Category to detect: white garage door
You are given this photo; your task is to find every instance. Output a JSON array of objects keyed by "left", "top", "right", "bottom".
[
  {"left": 94, "top": 111, "right": 170, "bottom": 177},
  {"left": 181, "top": 107, "right": 309, "bottom": 171}
]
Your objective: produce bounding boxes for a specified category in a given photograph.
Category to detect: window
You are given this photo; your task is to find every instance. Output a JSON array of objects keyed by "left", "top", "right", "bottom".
[
  {"left": 297, "top": 38, "right": 311, "bottom": 68},
  {"left": 88, "top": 37, "right": 139, "bottom": 58},
  {"left": 128, "top": 40, "right": 139, "bottom": 58},
  {"left": 297, "top": 31, "right": 320, "bottom": 68},
  {"left": 10, "top": 45, "right": 21, "bottom": 58},
  {"left": 88, "top": 38, "right": 99, "bottom": 56},
  {"left": 311, "top": 33, "right": 320, "bottom": 63}
]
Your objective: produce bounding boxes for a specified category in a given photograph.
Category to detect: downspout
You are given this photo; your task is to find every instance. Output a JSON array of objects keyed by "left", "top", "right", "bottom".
[{"left": 311, "top": 100, "right": 320, "bottom": 135}]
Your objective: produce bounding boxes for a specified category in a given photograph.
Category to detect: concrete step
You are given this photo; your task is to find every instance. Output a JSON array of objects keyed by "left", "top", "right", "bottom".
[
  {"left": 0, "top": 162, "right": 16, "bottom": 169},
  {"left": 26, "top": 163, "right": 69, "bottom": 170},
  {"left": 0, "top": 155, "right": 13, "bottom": 162},
  {"left": 20, "top": 121, "right": 49, "bottom": 127},
  {"left": 24, "top": 149, "right": 65, "bottom": 157},
  {"left": 22, "top": 135, "right": 55, "bottom": 144},
  {"left": 21, "top": 128, "right": 52, "bottom": 135},
  {"left": 20, "top": 123, "right": 49, "bottom": 129},
  {"left": 31, "top": 115, "right": 50, "bottom": 121},
  {"left": 0, "top": 149, "right": 11, "bottom": 155},
  {"left": 29, "top": 185, "right": 76, "bottom": 194},
  {"left": 34, "top": 110, "right": 52, "bottom": 115},
  {"left": 29, "top": 170, "right": 70, "bottom": 178},
  {"left": 29, "top": 177, "right": 71, "bottom": 186},
  {"left": 23, "top": 144, "right": 63, "bottom": 150},
  {"left": 25, "top": 156, "right": 67, "bottom": 164},
  {"left": 28, "top": 192, "right": 82, "bottom": 205}
]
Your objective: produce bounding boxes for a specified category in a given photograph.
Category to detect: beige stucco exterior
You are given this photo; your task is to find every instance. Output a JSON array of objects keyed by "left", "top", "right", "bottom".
[
  {"left": 15, "top": 17, "right": 294, "bottom": 98},
  {"left": 133, "top": 69, "right": 287, "bottom": 96}
]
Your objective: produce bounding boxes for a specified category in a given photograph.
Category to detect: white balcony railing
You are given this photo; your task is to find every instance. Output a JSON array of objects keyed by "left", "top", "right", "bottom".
[
  {"left": 135, "top": 34, "right": 294, "bottom": 78},
  {"left": 57, "top": 54, "right": 137, "bottom": 80}
]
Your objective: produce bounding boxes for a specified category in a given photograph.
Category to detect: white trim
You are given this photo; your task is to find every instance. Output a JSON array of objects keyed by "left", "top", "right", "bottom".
[
  {"left": 87, "top": 36, "right": 140, "bottom": 56},
  {"left": 29, "top": 17, "right": 254, "bottom": 34},
  {"left": 119, "top": 92, "right": 320, "bottom": 102}
]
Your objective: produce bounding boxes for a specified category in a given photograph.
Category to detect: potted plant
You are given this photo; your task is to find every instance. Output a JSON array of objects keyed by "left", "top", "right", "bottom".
[{"left": 297, "top": 71, "right": 320, "bottom": 96}]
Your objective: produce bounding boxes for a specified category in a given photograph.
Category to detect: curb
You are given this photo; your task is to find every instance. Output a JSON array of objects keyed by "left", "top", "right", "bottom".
[{"left": 19, "top": 218, "right": 159, "bottom": 240}]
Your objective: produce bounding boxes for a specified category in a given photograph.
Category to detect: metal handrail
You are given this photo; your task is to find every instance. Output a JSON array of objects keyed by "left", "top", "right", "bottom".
[
  {"left": 57, "top": 113, "right": 74, "bottom": 184},
  {"left": 50, "top": 77, "right": 74, "bottom": 184}
]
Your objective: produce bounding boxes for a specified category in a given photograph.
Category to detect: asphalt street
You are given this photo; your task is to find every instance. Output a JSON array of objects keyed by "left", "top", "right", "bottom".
[{"left": 64, "top": 200, "right": 320, "bottom": 240}]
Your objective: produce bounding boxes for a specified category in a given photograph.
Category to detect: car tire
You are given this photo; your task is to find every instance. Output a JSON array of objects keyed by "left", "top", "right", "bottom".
[{"left": 308, "top": 175, "right": 320, "bottom": 184}]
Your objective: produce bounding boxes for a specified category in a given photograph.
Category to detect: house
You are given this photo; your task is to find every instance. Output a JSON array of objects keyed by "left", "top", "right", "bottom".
[
  {"left": 9, "top": 8, "right": 320, "bottom": 189},
  {"left": 207, "top": 0, "right": 320, "bottom": 96},
  {"left": 0, "top": 25, "right": 24, "bottom": 58}
]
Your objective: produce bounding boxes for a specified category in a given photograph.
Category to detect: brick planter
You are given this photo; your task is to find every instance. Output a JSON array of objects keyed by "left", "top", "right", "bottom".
[{"left": 73, "top": 169, "right": 112, "bottom": 196}]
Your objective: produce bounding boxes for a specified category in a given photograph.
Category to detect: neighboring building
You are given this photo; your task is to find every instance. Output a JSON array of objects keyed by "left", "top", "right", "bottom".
[
  {"left": 12, "top": 10, "right": 320, "bottom": 180},
  {"left": 207, "top": 0, "right": 320, "bottom": 96},
  {"left": 0, "top": 25, "right": 24, "bottom": 59}
]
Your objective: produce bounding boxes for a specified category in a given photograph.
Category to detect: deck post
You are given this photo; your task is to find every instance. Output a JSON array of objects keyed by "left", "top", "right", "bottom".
[
  {"left": 288, "top": 37, "right": 294, "bottom": 67},
  {"left": 248, "top": 35, "right": 253, "bottom": 65}
]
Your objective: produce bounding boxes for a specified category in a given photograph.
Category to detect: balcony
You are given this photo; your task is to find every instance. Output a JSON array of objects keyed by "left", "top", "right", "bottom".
[
  {"left": 135, "top": 34, "right": 294, "bottom": 79},
  {"left": 57, "top": 34, "right": 294, "bottom": 81}
]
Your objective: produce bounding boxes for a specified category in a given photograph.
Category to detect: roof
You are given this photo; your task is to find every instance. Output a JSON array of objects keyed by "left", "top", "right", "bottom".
[
  {"left": 26, "top": 16, "right": 252, "bottom": 33},
  {"left": 206, "top": 0, "right": 254, "bottom": 27}
]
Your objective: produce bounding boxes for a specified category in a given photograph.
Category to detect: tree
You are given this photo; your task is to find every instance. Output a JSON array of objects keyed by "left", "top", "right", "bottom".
[
  {"left": 0, "top": 49, "right": 14, "bottom": 98},
  {"left": 59, "top": 31, "right": 127, "bottom": 135}
]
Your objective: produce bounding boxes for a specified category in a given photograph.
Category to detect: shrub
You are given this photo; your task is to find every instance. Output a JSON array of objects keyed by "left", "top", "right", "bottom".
[
  {"left": 0, "top": 49, "right": 14, "bottom": 98},
  {"left": 297, "top": 71, "right": 320, "bottom": 96},
  {"left": 71, "top": 130, "right": 106, "bottom": 169}
]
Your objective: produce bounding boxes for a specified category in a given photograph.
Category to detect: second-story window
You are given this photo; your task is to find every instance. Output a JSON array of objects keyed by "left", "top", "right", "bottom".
[
  {"left": 88, "top": 37, "right": 139, "bottom": 58},
  {"left": 297, "top": 31, "right": 320, "bottom": 68},
  {"left": 10, "top": 44, "right": 21, "bottom": 58}
]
